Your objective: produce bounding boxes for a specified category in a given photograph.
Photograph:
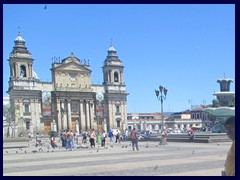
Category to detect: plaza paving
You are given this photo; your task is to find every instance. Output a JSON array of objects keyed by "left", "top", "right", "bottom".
[{"left": 3, "top": 138, "right": 230, "bottom": 176}]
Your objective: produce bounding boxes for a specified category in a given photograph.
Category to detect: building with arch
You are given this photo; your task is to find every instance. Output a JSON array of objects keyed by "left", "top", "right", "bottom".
[{"left": 6, "top": 33, "right": 128, "bottom": 137}]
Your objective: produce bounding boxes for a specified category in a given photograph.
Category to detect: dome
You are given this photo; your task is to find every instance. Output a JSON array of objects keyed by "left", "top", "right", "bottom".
[
  {"left": 14, "top": 32, "right": 25, "bottom": 43},
  {"left": 33, "top": 70, "right": 39, "bottom": 79},
  {"left": 108, "top": 43, "right": 116, "bottom": 52}
]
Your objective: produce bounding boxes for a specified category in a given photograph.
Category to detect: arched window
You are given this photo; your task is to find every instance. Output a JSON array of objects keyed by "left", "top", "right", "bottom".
[
  {"left": 105, "top": 72, "right": 108, "bottom": 82},
  {"left": 117, "top": 120, "right": 120, "bottom": 128},
  {"left": 116, "top": 105, "right": 120, "bottom": 113},
  {"left": 20, "top": 65, "right": 26, "bottom": 77},
  {"left": 114, "top": 72, "right": 119, "bottom": 82},
  {"left": 116, "top": 118, "right": 121, "bottom": 128},
  {"left": 24, "top": 104, "right": 29, "bottom": 113}
]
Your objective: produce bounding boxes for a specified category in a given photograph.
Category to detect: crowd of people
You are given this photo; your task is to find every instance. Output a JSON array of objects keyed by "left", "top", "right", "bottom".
[{"left": 29, "top": 117, "right": 235, "bottom": 176}]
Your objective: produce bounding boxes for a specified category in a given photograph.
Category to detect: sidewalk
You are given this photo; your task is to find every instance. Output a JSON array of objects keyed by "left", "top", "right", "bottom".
[{"left": 3, "top": 140, "right": 230, "bottom": 176}]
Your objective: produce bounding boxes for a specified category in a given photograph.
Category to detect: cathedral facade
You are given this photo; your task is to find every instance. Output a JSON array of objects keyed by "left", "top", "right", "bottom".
[{"left": 7, "top": 33, "right": 128, "bottom": 136}]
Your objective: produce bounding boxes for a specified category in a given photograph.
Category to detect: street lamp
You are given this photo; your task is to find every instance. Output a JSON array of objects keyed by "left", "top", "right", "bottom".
[{"left": 155, "top": 85, "right": 168, "bottom": 133}]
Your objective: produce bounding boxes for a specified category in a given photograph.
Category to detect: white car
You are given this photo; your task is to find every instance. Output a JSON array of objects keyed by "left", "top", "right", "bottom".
[{"left": 111, "top": 129, "right": 121, "bottom": 136}]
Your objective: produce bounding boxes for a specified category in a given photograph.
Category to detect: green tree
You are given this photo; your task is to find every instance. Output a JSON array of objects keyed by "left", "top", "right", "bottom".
[
  {"left": 3, "top": 104, "right": 11, "bottom": 137},
  {"left": 3, "top": 104, "right": 22, "bottom": 137}
]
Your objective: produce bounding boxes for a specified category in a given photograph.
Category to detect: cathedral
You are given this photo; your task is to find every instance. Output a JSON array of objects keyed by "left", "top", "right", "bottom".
[{"left": 7, "top": 33, "right": 128, "bottom": 137}]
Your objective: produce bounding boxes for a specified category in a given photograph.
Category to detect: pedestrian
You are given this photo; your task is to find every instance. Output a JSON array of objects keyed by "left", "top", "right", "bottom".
[
  {"left": 130, "top": 128, "right": 139, "bottom": 151},
  {"left": 101, "top": 131, "right": 106, "bottom": 147},
  {"left": 66, "top": 130, "right": 74, "bottom": 151},
  {"left": 61, "top": 130, "right": 66, "bottom": 147},
  {"left": 124, "top": 129, "right": 128, "bottom": 141},
  {"left": 161, "top": 128, "right": 168, "bottom": 145},
  {"left": 89, "top": 129, "right": 96, "bottom": 148},
  {"left": 35, "top": 133, "right": 40, "bottom": 147},
  {"left": 108, "top": 129, "right": 113, "bottom": 142},
  {"left": 223, "top": 116, "right": 235, "bottom": 176},
  {"left": 50, "top": 132, "right": 57, "bottom": 149},
  {"left": 82, "top": 129, "right": 88, "bottom": 144},
  {"left": 75, "top": 131, "right": 79, "bottom": 145},
  {"left": 115, "top": 130, "right": 120, "bottom": 143},
  {"left": 146, "top": 130, "right": 150, "bottom": 141},
  {"left": 188, "top": 126, "right": 195, "bottom": 143},
  {"left": 120, "top": 131, "right": 124, "bottom": 142}
]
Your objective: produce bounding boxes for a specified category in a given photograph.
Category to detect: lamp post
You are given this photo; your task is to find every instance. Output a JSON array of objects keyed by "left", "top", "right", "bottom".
[{"left": 155, "top": 85, "right": 168, "bottom": 133}]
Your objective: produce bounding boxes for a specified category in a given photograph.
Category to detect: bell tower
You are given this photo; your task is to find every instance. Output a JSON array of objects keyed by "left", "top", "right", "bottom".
[
  {"left": 102, "top": 43, "right": 128, "bottom": 131},
  {"left": 7, "top": 33, "right": 43, "bottom": 137},
  {"left": 102, "top": 43, "right": 124, "bottom": 85},
  {"left": 8, "top": 32, "right": 34, "bottom": 81}
]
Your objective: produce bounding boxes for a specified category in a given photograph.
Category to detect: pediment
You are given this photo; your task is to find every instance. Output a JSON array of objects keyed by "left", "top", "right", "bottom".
[{"left": 55, "top": 61, "right": 91, "bottom": 73}]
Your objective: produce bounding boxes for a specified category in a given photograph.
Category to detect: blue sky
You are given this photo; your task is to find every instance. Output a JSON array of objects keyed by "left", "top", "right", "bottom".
[{"left": 3, "top": 4, "right": 235, "bottom": 113}]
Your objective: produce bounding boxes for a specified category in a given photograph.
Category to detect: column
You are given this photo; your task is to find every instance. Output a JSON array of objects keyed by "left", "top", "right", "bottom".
[
  {"left": 123, "top": 102, "right": 127, "bottom": 126},
  {"left": 122, "top": 123, "right": 126, "bottom": 131},
  {"left": 122, "top": 71, "right": 124, "bottom": 84},
  {"left": 11, "top": 66, "right": 14, "bottom": 77},
  {"left": 16, "top": 65, "right": 19, "bottom": 77},
  {"left": 61, "top": 100, "right": 67, "bottom": 130},
  {"left": 34, "top": 99, "right": 38, "bottom": 132},
  {"left": 30, "top": 120, "right": 33, "bottom": 137},
  {"left": 75, "top": 120, "right": 79, "bottom": 133},
  {"left": 109, "top": 70, "right": 111, "bottom": 82},
  {"left": 57, "top": 99, "right": 62, "bottom": 131},
  {"left": 80, "top": 100, "right": 86, "bottom": 130},
  {"left": 85, "top": 100, "right": 90, "bottom": 129},
  {"left": 111, "top": 70, "right": 114, "bottom": 83},
  {"left": 29, "top": 64, "right": 33, "bottom": 78},
  {"left": 67, "top": 99, "right": 72, "bottom": 130},
  {"left": 53, "top": 119, "right": 57, "bottom": 132},
  {"left": 89, "top": 100, "right": 94, "bottom": 129},
  {"left": 25, "top": 64, "right": 28, "bottom": 78}
]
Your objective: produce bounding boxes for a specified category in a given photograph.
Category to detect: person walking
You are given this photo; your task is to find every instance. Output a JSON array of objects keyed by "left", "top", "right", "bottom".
[
  {"left": 160, "top": 128, "right": 168, "bottom": 145},
  {"left": 82, "top": 129, "right": 88, "bottom": 144},
  {"left": 50, "top": 132, "right": 57, "bottom": 149},
  {"left": 101, "top": 131, "right": 106, "bottom": 147},
  {"left": 124, "top": 129, "right": 128, "bottom": 141},
  {"left": 130, "top": 128, "right": 139, "bottom": 151},
  {"left": 66, "top": 130, "right": 74, "bottom": 151},
  {"left": 89, "top": 129, "right": 96, "bottom": 148},
  {"left": 115, "top": 130, "right": 120, "bottom": 143},
  {"left": 60, "top": 130, "right": 66, "bottom": 147},
  {"left": 188, "top": 126, "right": 195, "bottom": 143},
  {"left": 223, "top": 116, "right": 235, "bottom": 176},
  {"left": 35, "top": 133, "right": 40, "bottom": 147},
  {"left": 108, "top": 129, "right": 113, "bottom": 142}
]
